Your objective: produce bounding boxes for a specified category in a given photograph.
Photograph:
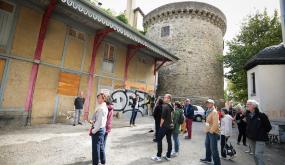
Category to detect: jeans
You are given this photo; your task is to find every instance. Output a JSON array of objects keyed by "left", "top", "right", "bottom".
[
  {"left": 104, "top": 132, "right": 108, "bottom": 147},
  {"left": 73, "top": 109, "right": 82, "bottom": 125},
  {"left": 172, "top": 132, "right": 179, "bottom": 153},
  {"left": 237, "top": 125, "right": 247, "bottom": 145},
  {"left": 220, "top": 135, "right": 228, "bottom": 158},
  {"left": 154, "top": 119, "right": 160, "bottom": 140},
  {"left": 248, "top": 139, "right": 266, "bottom": 165},
  {"left": 92, "top": 128, "right": 106, "bottom": 165},
  {"left": 205, "top": 132, "right": 221, "bottom": 165},
  {"left": 130, "top": 108, "right": 138, "bottom": 125},
  {"left": 186, "top": 118, "right": 193, "bottom": 138},
  {"left": 157, "top": 127, "right": 172, "bottom": 158}
]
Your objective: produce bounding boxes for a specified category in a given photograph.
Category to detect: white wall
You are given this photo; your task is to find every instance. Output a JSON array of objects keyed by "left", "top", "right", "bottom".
[{"left": 247, "top": 65, "right": 285, "bottom": 122}]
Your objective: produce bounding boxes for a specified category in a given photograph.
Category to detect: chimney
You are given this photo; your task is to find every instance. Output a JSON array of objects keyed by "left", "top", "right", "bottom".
[
  {"left": 126, "top": 0, "right": 136, "bottom": 26},
  {"left": 281, "top": 0, "right": 285, "bottom": 46}
]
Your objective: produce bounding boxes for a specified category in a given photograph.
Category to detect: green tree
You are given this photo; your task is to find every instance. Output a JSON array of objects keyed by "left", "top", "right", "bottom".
[
  {"left": 116, "top": 13, "right": 128, "bottom": 24},
  {"left": 224, "top": 10, "right": 282, "bottom": 102}
]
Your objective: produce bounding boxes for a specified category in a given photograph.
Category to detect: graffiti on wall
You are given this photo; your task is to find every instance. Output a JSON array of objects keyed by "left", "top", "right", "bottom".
[{"left": 111, "top": 89, "right": 152, "bottom": 115}]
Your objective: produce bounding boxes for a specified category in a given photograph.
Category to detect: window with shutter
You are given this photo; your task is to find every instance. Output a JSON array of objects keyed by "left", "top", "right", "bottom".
[{"left": 0, "top": 1, "right": 15, "bottom": 49}]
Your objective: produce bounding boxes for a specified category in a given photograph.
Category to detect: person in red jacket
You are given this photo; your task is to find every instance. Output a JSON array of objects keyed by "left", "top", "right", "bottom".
[{"left": 105, "top": 96, "right": 114, "bottom": 147}]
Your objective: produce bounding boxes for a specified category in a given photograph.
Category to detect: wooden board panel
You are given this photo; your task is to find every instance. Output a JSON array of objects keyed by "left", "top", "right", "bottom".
[
  {"left": 0, "top": 59, "right": 5, "bottom": 84},
  {"left": 57, "top": 72, "right": 80, "bottom": 96}
]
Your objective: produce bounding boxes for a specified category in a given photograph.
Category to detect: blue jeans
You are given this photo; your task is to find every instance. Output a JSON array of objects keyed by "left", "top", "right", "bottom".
[
  {"left": 172, "top": 132, "right": 179, "bottom": 153},
  {"left": 92, "top": 128, "right": 106, "bottom": 165},
  {"left": 157, "top": 127, "right": 172, "bottom": 158},
  {"left": 130, "top": 108, "right": 138, "bottom": 125},
  {"left": 205, "top": 132, "right": 221, "bottom": 165}
]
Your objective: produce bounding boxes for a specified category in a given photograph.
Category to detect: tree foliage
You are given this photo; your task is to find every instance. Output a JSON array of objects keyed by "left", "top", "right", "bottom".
[
  {"left": 116, "top": 13, "right": 129, "bottom": 24},
  {"left": 224, "top": 10, "right": 282, "bottom": 102}
]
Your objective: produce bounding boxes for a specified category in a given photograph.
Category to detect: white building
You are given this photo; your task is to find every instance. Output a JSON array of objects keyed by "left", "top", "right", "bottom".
[{"left": 245, "top": 43, "right": 285, "bottom": 142}]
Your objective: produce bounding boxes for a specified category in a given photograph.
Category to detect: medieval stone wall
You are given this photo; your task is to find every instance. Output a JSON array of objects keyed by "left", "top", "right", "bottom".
[{"left": 144, "top": 2, "right": 227, "bottom": 100}]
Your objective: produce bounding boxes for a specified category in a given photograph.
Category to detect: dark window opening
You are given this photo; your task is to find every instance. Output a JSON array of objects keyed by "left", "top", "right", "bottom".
[
  {"left": 161, "top": 26, "right": 170, "bottom": 37},
  {"left": 251, "top": 73, "right": 256, "bottom": 95}
]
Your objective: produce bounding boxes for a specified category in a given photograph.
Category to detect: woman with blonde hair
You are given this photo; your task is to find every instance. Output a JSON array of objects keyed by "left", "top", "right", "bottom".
[{"left": 90, "top": 93, "right": 108, "bottom": 165}]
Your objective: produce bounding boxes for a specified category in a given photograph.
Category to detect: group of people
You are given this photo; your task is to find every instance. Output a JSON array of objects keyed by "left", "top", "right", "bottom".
[{"left": 150, "top": 94, "right": 272, "bottom": 165}]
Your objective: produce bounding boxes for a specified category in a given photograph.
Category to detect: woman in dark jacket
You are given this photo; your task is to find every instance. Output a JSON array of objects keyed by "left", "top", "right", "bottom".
[{"left": 153, "top": 98, "right": 163, "bottom": 142}]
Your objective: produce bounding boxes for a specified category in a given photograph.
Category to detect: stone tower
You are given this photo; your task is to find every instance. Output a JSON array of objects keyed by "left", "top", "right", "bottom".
[{"left": 143, "top": 1, "right": 227, "bottom": 100}]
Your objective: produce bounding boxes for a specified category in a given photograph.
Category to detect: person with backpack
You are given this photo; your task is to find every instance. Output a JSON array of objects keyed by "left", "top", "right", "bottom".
[
  {"left": 153, "top": 98, "right": 163, "bottom": 142},
  {"left": 245, "top": 100, "right": 272, "bottom": 165},
  {"left": 220, "top": 108, "right": 234, "bottom": 159},
  {"left": 184, "top": 99, "right": 194, "bottom": 139},
  {"left": 151, "top": 94, "right": 174, "bottom": 162},
  {"left": 171, "top": 101, "right": 185, "bottom": 157}
]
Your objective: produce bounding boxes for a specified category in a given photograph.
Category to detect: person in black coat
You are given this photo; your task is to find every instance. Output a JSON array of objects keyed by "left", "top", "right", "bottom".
[
  {"left": 153, "top": 98, "right": 163, "bottom": 142},
  {"left": 130, "top": 95, "right": 139, "bottom": 127},
  {"left": 245, "top": 100, "right": 272, "bottom": 165},
  {"left": 234, "top": 107, "right": 247, "bottom": 146}
]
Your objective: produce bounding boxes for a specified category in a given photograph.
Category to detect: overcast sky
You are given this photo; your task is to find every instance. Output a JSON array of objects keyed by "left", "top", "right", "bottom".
[{"left": 99, "top": 0, "right": 280, "bottom": 46}]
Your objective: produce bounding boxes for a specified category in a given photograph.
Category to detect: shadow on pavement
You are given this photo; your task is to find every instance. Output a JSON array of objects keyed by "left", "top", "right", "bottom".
[{"left": 65, "top": 160, "right": 92, "bottom": 165}]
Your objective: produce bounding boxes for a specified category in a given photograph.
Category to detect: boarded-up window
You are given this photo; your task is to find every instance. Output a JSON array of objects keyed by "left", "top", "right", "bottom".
[
  {"left": 102, "top": 43, "right": 115, "bottom": 73},
  {"left": 57, "top": 72, "right": 80, "bottom": 96},
  {"left": 0, "top": 1, "right": 15, "bottom": 48}
]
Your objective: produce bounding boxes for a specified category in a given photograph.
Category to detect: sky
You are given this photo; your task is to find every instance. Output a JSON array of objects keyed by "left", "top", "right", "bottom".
[
  {"left": 97, "top": 0, "right": 281, "bottom": 89},
  {"left": 99, "top": 0, "right": 280, "bottom": 47}
]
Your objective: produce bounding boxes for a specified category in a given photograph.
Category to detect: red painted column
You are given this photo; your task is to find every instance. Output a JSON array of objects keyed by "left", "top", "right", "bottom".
[
  {"left": 83, "top": 28, "right": 114, "bottom": 120},
  {"left": 123, "top": 44, "right": 145, "bottom": 86},
  {"left": 25, "top": 0, "right": 57, "bottom": 112}
]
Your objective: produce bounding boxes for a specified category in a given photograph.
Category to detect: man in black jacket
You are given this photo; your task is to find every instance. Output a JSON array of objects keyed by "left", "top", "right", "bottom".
[
  {"left": 245, "top": 100, "right": 272, "bottom": 165},
  {"left": 130, "top": 95, "right": 139, "bottom": 127},
  {"left": 152, "top": 94, "right": 174, "bottom": 162},
  {"left": 73, "top": 91, "right": 85, "bottom": 126}
]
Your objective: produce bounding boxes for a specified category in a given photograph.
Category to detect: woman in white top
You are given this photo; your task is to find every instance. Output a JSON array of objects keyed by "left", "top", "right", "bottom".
[
  {"left": 220, "top": 108, "right": 233, "bottom": 159},
  {"left": 91, "top": 93, "right": 108, "bottom": 165}
]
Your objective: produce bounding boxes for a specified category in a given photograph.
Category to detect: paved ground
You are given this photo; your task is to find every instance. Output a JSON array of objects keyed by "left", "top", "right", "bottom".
[{"left": 0, "top": 116, "right": 285, "bottom": 165}]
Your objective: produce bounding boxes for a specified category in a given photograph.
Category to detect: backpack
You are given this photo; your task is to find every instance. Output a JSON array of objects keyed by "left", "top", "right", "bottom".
[
  {"left": 178, "top": 111, "right": 185, "bottom": 124},
  {"left": 223, "top": 142, "right": 236, "bottom": 157}
]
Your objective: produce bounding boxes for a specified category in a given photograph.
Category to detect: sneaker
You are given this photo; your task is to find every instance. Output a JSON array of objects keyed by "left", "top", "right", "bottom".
[
  {"left": 163, "top": 156, "right": 171, "bottom": 161},
  {"left": 249, "top": 152, "right": 254, "bottom": 155},
  {"left": 200, "top": 158, "right": 211, "bottom": 164},
  {"left": 171, "top": 152, "right": 178, "bottom": 157},
  {"left": 78, "top": 122, "right": 83, "bottom": 125},
  {"left": 151, "top": 156, "right": 162, "bottom": 162},
  {"left": 221, "top": 156, "right": 227, "bottom": 160},
  {"left": 73, "top": 124, "right": 76, "bottom": 126},
  {"left": 130, "top": 124, "right": 133, "bottom": 127},
  {"left": 133, "top": 124, "right": 137, "bottom": 127}
]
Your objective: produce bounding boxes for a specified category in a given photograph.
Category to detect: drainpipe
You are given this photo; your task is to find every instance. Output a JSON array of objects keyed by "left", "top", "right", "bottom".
[{"left": 281, "top": 0, "right": 285, "bottom": 47}]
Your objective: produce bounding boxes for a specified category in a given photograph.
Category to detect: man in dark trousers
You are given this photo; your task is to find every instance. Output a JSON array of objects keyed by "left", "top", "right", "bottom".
[
  {"left": 73, "top": 91, "right": 85, "bottom": 126},
  {"left": 130, "top": 95, "right": 139, "bottom": 127},
  {"left": 152, "top": 94, "right": 174, "bottom": 162},
  {"left": 184, "top": 99, "right": 194, "bottom": 139},
  {"left": 245, "top": 100, "right": 272, "bottom": 165}
]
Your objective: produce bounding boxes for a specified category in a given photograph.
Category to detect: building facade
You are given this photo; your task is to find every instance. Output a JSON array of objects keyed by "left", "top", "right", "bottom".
[
  {"left": 143, "top": 2, "right": 226, "bottom": 101},
  {"left": 245, "top": 43, "right": 285, "bottom": 142},
  {"left": 0, "top": 0, "right": 178, "bottom": 126}
]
